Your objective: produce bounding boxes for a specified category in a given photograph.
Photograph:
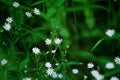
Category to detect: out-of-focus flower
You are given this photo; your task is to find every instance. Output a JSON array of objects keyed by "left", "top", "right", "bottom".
[
  {"left": 106, "top": 29, "right": 115, "bottom": 37},
  {"left": 13, "top": 2, "right": 20, "bottom": 8}
]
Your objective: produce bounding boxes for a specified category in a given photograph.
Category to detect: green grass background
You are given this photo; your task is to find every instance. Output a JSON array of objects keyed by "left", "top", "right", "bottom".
[{"left": 0, "top": 0, "right": 120, "bottom": 80}]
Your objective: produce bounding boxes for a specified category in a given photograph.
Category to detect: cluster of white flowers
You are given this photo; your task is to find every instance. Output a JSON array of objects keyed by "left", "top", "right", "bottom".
[
  {"left": 13, "top": 2, "right": 20, "bottom": 8},
  {"left": 87, "top": 62, "right": 94, "bottom": 69},
  {"left": 106, "top": 29, "right": 115, "bottom": 37},
  {"left": 45, "top": 62, "right": 63, "bottom": 79},
  {"left": 114, "top": 57, "right": 120, "bottom": 65},
  {"left": 1, "top": 59, "right": 7, "bottom": 65},
  {"left": 3, "top": 17, "right": 13, "bottom": 31},
  {"left": 23, "top": 77, "right": 32, "bottom": 80},
  {"left": 110, "top": 76, "right": 119, "bottom": 80},
  {"left": 91, "top": 70, "right": 104, "bottom": 80},
  {"left": 45, "top": 38, "right": 63, "bottom": 45},
  {"left": 25, "top": 8, "right": 40, "bottom": 17},
  {"left": 72, "top": 68, "right": 79, "bottom": 74},
  {"left": 105, "top": 62, "right": 115, "bottom": 69},
  {"left": 32, "top": 47, "right": 40, "bottom": 55}
]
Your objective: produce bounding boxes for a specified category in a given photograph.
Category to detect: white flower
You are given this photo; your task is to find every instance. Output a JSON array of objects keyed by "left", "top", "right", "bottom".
[
  {"left": 32, "top": 47, "right": 40, "bottom": 54},
  {"left": 45, "top": 62, "right": 52, "bottom": 68},
  {"left": 34, "top": 8, "right": 40, "bottom": 15},
  {"left": 91, "top": 70, "right": 104, "bottom": 80},
  {"left": 13, "top": 2, "right": 20, "bottom": 8},
  {"left": 114, "top": 57, "right": 120, "bottom": 65},
  {"left": 51, "top": 50, "right": 56, "bottom": 53},
  {"left": 45, "top": 39, "right": 51, "bottom": 45},
  {"left": 54, "top": 38, "right": 63, "bottom": 45},
  {"left": 106, "top": 29, "right": 115, "bottom": 37},
  {"left": 3, "top": 23, "right": 11, "bottom": 31},
  {"left": 46, "top": 68, "right": 54, "bottom": 76},
  {"left": 87, "top": 63, "right": 94, "bottom": 68},
  {"left": 23, "top": 77, "right": 32, "bottom": 80},
  {"left": 105, "top": 62, "right": 115, "bottom": 69},
  {"left": 1, "top": 59, "right": 7, "bottom": 65},
  {"left": 25, "top": 12, "right": 32, "bottom": 17},
  {"left": 110, "top": 76, "right": 119, "bottom": 80},
  {"left": 6, "top": 17, "right": 13, "bottom": 23},
  {"left": 51, "top": 72, "right": 58, "bottom": 78},
  {"left": 72, "top": 68, "right": 79, "bottom": 74},
  {"left": 58, "top": 73, "right": 63, "bottom": 79}
]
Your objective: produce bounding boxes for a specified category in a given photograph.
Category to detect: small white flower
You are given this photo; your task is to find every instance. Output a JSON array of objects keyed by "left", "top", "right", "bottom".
[
  {"left": 3, "top": 23, "right": 11, "bottom": 31},
  {"left": 32, "top": 47, "right": 40, "bottom": 54},
  {"left": 23, "top": 77, "right": 32, "bottom": 80},
  {"left": 105, "top": 62, "right": 115, "bottom": 69},
  {"left": 6, "top": 17, "right": 13, "bottom": 23},
  {"left": 46, "top": 68, "right": 54, "bottom": 76},
  {"left": 110, "top": 76, "right": 119, "bottom": 80},
  {"left": 54, "top": 38, "right": 63, "bottom": 45},
  {"left": 45, "top": 39, "right": 51, "bottom": 45},
  {"left": 87, "top": 63, "right": 94, "bottom": 68},
  {"left": 34, "top": 8, "right": 40, "bottom": 15},
  {"left": 1, "top": 59, "right": 7, "bottom": 65},
  {"left": 114, "top": 57, "right": 120, "bottom": 65},
  {"left": 91, "top": 70, "right": 104, "bottom": 80},
  {"left": 13, "top": 2, "right": 20, "bottom": 8},
  {"left": 51, "top": 50, "right": 56, "bottom": 53},
  {"left": 106, "top": 29, "right": 115, "bottom": 37},
  {"left": 51, "top": 72, "right": 58, "bottom": 78},
  {"left": 45, "top": 62, "right": 52, "bottom": 68},
  {"left": 25, "top": 12, "right": 32, "bottom": 17},
  {"left": 58, "top": 73, "right": 63, "bottom": 79},
  {"left": 72, "top": 68, "right": 79, "bottom": 74}
]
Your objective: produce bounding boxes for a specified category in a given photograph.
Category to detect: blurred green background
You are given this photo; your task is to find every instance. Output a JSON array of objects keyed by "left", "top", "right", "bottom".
[{"left": 0, "top": 0, "right": 120, "bottom": 80}]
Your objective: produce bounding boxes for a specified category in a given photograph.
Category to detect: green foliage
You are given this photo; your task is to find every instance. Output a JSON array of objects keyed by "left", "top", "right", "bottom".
[{"left": 0, "top": 0, "right": 120, "bottom": 80}]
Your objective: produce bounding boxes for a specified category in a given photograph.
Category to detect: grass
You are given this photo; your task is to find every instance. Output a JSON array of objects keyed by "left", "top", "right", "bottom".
[{"left": 0, "top": 0, "right": 120, "bottom": 80}]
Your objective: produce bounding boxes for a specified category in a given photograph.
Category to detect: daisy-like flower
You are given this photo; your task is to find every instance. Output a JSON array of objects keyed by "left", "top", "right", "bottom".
[
  {"left": 110, "top": 76, "right": 119, "bottom": 80},
  {"left": 32, "top": 47, "right": 40, "bottom": 54},
  {"left": 106, "top": 29, "right": 115, "bottom": 37},
  {"left": 23, "top": 77, "right": 32, "bottom": 80},
  {"left": 72, "top": 68, "right": 79, "bottom": 74},
  {"left": 1, "top": 59, "right": 7, "bottom": 65},
  {"left": 87, "top": 63, "right": 94, "bottom": 69},
  {"left": 105, "top": 62, "right": 115, "bottom": 69},
  {"left": 114, "top": 57, "right": 120, "bottom": 65},
  {"left": 51, "top": 50, "right": 56, "bottom": 53},
  {"left": 45, "top": 62, "right": 52, "bottom": 68},
  {"left": 46, "top": 68, "right": 54, "bottom": 76},
  {"left": 45, "top": 39, "right": 51, "bottom": 45},
  {"left": 54, "top": 38, "right": 63, "bottom": 45},
  {"left": 25, "top": 12, "right": 32, "bottom": 17},
  {"left": 34, "top": 8, "right": 40, "bottom": 15},
  {"left": 13, "top": 2, "right": 20, "bottom": 8},
  {"left": 58, "top": 73, "right": 63, "bottom": 79},
  {"left": 6, "top": 17, "right": 13, "bottom": 23},
  {"left": 91, "top": 70, "right": 104, "bottom": 80},
  {"left": 3, "top": 23, "right": 11, "bottom": 31}
]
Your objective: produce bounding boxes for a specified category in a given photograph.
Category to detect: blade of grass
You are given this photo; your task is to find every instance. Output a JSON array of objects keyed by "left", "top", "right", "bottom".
[{"left": 91, "top": 38, "right": 105, "bottom": 51}]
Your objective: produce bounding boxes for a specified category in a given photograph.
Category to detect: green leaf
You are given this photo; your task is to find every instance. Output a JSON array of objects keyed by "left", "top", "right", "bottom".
[
  {"left": 53, "top": 0, "right": 64, "bottom": 7},
  {"left": 91, "top": 38, "right": 105, "bottom": 51},
  {"left": 46, "top": 7, "right": 56, "bottom": 19}
]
